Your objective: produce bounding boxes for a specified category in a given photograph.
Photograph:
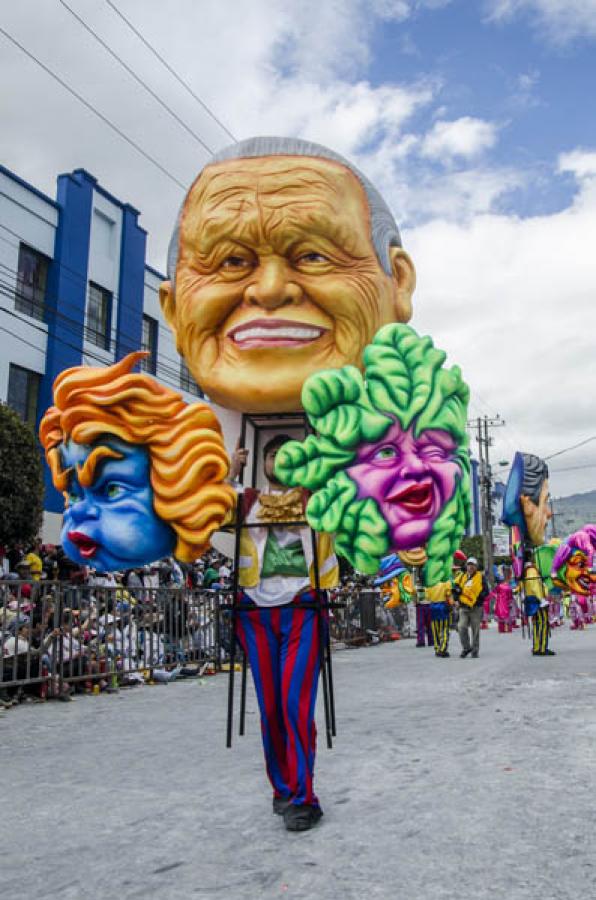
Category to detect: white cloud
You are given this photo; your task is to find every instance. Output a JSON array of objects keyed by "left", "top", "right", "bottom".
[
  {"left": 486, "top": 0, "right": 596, "bottom": 44},
  {"left": 1, "top": 0, "right": 595, "bottom": 499},
  {"left": 407, "top": 158, "right": 596, "bottom": 497},
  {"left": 558, "top": 149, "right": 596, "bottom": 179},
  {"left": 421, "top": 117, "right": 499, "bottom": 161}
]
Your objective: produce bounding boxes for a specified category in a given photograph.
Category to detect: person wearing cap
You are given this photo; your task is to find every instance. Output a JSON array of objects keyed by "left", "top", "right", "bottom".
[{"left": 453, "top": 557, "right": 488, "bottom": 658}]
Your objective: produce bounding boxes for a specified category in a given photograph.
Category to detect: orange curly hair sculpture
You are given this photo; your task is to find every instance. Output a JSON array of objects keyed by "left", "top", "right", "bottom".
[{"left": 39, "top": 351, "right": 235, "bottom": 562}]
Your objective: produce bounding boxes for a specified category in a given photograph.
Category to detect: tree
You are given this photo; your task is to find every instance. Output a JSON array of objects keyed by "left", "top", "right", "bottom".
[
  {"left": 460, "top": 535, "right": 484, "bottom": 567},
  {"left": 0, "top": 404, "right": 44, "bottom": 548}
]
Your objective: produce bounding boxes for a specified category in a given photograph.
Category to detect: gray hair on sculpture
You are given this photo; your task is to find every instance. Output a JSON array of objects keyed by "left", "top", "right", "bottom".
[
  {"left": 166, "top": 136, "right": 403, "bottom": 284},
  {"left": 521, "top": 453, "right": 549, "bottom": 505}
]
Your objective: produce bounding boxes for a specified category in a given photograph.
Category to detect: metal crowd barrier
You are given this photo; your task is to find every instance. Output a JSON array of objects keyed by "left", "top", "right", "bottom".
[
  {"left": 1, "top": 580, "right": 413, "bottom": 700},
  {"left": 1, "top": 581, "right": 226, "bottom": 698}
]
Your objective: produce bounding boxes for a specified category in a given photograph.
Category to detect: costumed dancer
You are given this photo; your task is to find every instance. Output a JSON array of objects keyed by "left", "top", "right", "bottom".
[
  {"left": 275, "top": 323, "right": 471, "bottom": 662},
  {"left": 229, "top": 435, "right": 339, "bottom": 832},
  {"left": 489, "top": 574, "right": 514, "bottom": 634},
  {"left": 569, "top": 594, "right": 583, "bottom": 630},
  {"left": 547, "top": 587, "right": 563, "bottom": 629},
  {"left": 158, "top": 135, "right": 417, "bottom": 830},
  {"left": 502, "top": 453, "right": 554, "bottom": 656},
  {"left": 415, "top": 590, "right": 433, "bottom": 648}
]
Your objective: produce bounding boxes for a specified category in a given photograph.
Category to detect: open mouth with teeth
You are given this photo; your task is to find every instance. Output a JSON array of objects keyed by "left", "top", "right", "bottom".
[
  {"left": 227, "top": 318, "right": 328, "bottom": 349},
  {"left": 67, "top": 531, "right": 99, "bottom": 559},
  {"left": 576, "top": 574, "right": 591, "bottom": 592},
  {"left": 386, "top": 479, "right": 435, "bottom": 514}
]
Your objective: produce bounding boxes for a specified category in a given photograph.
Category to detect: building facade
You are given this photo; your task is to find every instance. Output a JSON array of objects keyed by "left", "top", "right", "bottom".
[{"left": 0, "top": 163, "right": 200, "bottom": 543}]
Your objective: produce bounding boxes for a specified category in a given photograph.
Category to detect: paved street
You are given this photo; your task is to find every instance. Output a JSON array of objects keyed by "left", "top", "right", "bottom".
[{"left": 2, "top": 624, "right": 596, "bottom": 900}]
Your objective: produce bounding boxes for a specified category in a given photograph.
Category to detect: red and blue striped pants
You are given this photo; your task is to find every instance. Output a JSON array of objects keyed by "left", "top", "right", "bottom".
[{"left": 236, "top": 590, "right": 325, "bottom": 807}]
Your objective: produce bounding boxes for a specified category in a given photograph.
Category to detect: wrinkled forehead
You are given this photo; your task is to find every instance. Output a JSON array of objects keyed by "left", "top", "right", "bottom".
[{"left": 179, "top": 155, "right": 371, "bottom": 247}]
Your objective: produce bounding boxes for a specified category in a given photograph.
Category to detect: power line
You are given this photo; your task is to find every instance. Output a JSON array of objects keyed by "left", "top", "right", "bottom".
[
  {"left": 58, "top": 0, "right": 215, "bottom": 157},
  {"left": 0, "top": 306, "right": 190, "bottom": 396},
  {"left": 0, "top": 25, "right": 187, "bottom": 191},
  {"left": 0, "top": 223, "right": 174, "bottom": 339},
  {"left": 104, "top": 0, "right": 236, "bottom": 143},
  {"left": 551, "top": 462, "right": 596, "bottom": 474},
  {"left": 0, "top": 256, "right": 186, "bottom": 377},
  {"left": 544, "top": 436, "right": 596, "bottom": 462}
]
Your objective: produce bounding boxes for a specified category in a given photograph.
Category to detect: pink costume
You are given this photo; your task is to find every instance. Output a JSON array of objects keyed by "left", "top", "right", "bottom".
[
  {"left": 578, "top": 594, "right": 591, "bottom": 626},
  {"left": 569, "top": 595, "right": 584, "bottom": 630},
  {"left": 489, "top": 583, "right": 514, "bottom": 633},
  {"left": 548, "top": 593, "right": 562, "bottom": 628},
  {"left": 481, "top": 593, "right": 491, "bottom": 629}
]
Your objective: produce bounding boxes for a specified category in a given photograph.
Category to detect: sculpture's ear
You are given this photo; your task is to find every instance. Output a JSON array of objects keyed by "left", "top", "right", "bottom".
[
  {"left": 389, "top": 247, "right": 416, "bottom": 322},
  {"left": 159, "top": 280, "right": 177, "bottom": 341}
]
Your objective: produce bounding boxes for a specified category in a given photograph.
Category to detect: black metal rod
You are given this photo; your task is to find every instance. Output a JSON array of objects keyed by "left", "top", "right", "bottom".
[
  {"left": 310, "top": 524, "right": 333, "bottom": 750},
  {"left": 226, "top": 459, "right": 246, "bottom": 747},
  {"left": 239, "top": 651, "right": 248, "bottom": 736},
  {"left": 326, "top": 627, "right": 336, "bottom": 737}
]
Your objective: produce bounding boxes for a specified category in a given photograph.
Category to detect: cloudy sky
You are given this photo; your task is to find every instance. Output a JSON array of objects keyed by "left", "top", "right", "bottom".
[{"left": 2, "top": 0, "right": 596, "bottom": 501}]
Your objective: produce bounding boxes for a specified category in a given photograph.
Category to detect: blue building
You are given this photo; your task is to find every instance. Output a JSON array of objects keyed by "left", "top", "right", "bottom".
[{"left": 0, "top": 163, "right": 200, "bottom": 543}]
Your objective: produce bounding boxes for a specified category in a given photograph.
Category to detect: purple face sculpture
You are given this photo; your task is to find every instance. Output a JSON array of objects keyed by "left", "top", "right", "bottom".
[{"left": 346, "top": 422, "right": 461, "bottom": 551}]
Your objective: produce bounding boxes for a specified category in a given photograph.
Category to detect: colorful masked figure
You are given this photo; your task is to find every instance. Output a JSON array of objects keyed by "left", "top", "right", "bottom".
[
  {"left": 502, "top": 452, "right": 553, "bottom": 655},
  {"left": 160, "top": 136, "right": 416, "bottom": 414},
  {"left": 275, "top": 323, "right": 470, "bottom": 658},
  {"left": 39, "top": 352, "right": 235, "bottom": 572},
  {"left": 373, "top": 554, "right": 414, "bottom": 609},
  {"left": 551, "top": 526, "right": 596, "bottom": 596}
]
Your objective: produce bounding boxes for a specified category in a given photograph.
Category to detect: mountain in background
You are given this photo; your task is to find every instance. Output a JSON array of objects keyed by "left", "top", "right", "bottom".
[{"left": 551, "top": 489, "right": 596, "bottom": 537}]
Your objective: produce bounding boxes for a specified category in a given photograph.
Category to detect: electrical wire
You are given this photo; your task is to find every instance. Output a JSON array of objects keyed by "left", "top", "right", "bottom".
[
  {"left": 0, "top": 305, "right": 200, "bottom": 397},
  {"left": 0, "top": 259, "right": 186, "bottom": 380},
  {"left": 57, "top": 0, "right": 215, "bottom": 156},
  {"left": 0, "top": 222, "right": 176, "bottom": 342},
  {"left": 0, "top": 25, "right": 188, "bottom": 191},
  {"left": 104, "top": 0, "right": 236, "bottom": 142},
  {"left": 544, "top": 436, "right": 596, "bottom": 462}
]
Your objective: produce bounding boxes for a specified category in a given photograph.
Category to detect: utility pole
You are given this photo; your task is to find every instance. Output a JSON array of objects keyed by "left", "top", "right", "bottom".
[
  {"left": 469, "top": 415, "right": 506, "bottom": 585},
  {"left": 549, "top": 499, "right": 558, "bottom": 538}
]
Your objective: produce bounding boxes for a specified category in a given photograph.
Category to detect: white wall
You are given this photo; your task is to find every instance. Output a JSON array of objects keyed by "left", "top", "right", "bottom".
[
  {"left": 82, "top": 190, "right": 122, "bottom": 366},
  {"left": 0, "top": 170, "right": 57, "bottom": 401},
  {"left": 143, "top": 266, "right": 202, "bottom": 404}
]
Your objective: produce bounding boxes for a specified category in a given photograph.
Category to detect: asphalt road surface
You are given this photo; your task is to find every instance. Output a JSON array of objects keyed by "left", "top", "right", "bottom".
[{"left": 2, "top": 624, "right": 596, "bottom": 900}]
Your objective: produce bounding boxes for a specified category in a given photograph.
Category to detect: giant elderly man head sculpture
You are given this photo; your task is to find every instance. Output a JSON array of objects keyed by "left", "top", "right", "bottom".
[{"left": 160, "top": 137, "right": 416, "bottom": 413}]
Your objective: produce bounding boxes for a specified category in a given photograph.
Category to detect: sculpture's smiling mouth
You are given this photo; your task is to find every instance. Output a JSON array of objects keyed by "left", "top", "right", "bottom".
[
  {"left": 386, "top": 479, "right": 434, "bottom": 514},
  {"left": 577, "top": 574, "right": 591, "bottom": 592},
  {"left": 67, "top": 531, "right": 99, "bottom": 559},
  {"left": 227, "top": 318, "right": 328, "bottom": 349}
]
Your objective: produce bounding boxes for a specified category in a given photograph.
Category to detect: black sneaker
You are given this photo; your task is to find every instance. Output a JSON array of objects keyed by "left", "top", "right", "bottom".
[
  {"left": 272, "top": 797, "right": 290, "bottom": 816},
  {"left": 471, "top": 651, "right": 479, "bottom": 658},
  {"left": 460, "top": 649, "right": 471, "bottom": 658},
  {"left": 283, "top": 803, "right": 323, "bottom": 832},
  {"left": 435, "top": 650, "right": 450, "bottom": 658}
]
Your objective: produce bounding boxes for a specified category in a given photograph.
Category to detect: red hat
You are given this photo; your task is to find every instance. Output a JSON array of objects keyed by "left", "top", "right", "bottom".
[{"left": 453, "top": 550, "right": 467, "bottom": 563}]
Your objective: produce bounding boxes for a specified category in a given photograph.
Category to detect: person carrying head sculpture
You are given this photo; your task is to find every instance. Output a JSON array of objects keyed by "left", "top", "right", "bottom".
[
  {"left": 39, "top": 352, "right": 236, "bottom": 572},
  {"left": 275, "top": 323, "right": 471, "bottom": 660},
  {"left": 502, "top": 452, "right": 554, "bottom": 656},
  {"left": 159, "top": 136, "right": 417, "bottom": 831}
]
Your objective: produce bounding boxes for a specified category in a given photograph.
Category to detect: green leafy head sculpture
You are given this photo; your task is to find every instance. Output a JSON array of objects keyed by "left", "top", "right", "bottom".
[{"left": 275, "top": 324, "right": 470, "bottom": 585}]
